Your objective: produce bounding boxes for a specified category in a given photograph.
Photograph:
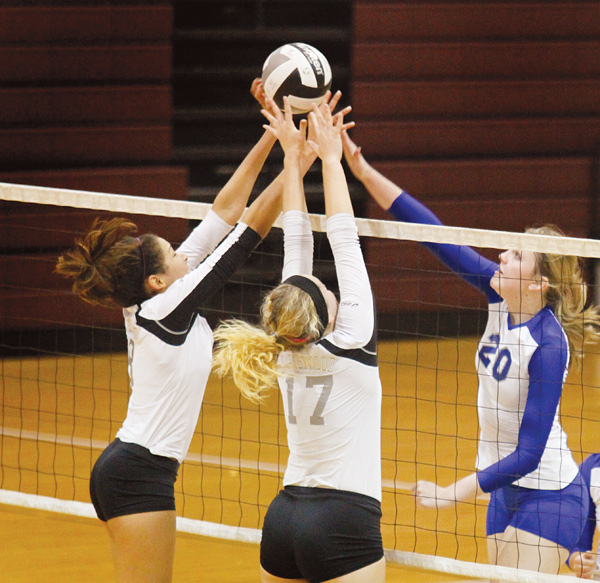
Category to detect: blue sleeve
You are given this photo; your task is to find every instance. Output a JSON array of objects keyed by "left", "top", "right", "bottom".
[
  {"left": 477, "top": 339, "right": 569, "bottom": 493},
  {"left": 388, "top": 192, "right": 500, "bottom": 302}
]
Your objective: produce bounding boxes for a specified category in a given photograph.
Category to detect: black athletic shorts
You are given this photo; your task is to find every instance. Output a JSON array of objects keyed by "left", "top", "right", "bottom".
[
  {"left": 260, "top": 486, "right": 384, "bottom": 583},
  {"left": 89, "top": 438, "right": 180, "bottom": 522}
]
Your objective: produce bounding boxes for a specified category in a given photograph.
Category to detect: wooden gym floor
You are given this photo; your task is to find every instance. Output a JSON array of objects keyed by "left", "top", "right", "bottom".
[{"left": 1, "top": 337, "right": 598, "bottom": 582}]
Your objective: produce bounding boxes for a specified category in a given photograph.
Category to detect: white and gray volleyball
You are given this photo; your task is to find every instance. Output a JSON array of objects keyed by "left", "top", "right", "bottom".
[{"left": 261, "top": 43, "right": 332, "bottom": 114}]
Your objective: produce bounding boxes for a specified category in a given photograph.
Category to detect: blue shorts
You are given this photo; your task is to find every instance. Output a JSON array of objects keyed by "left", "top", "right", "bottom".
[
  {"left": 486, "top": 472, "right": 589, "bottom": 550},
  {"left": 260, "top": 486, "right": 384, "bottom": 583},
  {"left": 89, "top": 438, "right": 180, "bottom": 522}
]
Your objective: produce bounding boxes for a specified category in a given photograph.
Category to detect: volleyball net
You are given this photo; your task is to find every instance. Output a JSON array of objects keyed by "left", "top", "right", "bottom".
[{"left": 1, "top": 181, "right": 598, "bottom": 583}]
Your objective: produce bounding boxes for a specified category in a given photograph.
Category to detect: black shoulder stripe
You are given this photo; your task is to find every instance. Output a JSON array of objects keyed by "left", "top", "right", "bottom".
[
  {"left": 318, "top": 338, "right": 378, "bottom": 367},
  {"left": 135, "top": 312, "right": 199, "bottom": 346},
  {"left": 317, "top": 302, "right": 378, "bottom": 366},
  {"left": 133, "top": 225, "right": 261, "bottom": 346}
]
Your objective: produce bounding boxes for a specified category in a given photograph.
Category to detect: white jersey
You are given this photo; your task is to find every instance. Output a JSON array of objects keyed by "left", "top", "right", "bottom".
[
  {"left": 117, "top": 211, "right": 261, "bottom": 463},
  {"left": 277, "top": 212, "right": 382, "bottom": 501},
  {"left": 476, "top": 300, "right": 579, "bottom": 491}
]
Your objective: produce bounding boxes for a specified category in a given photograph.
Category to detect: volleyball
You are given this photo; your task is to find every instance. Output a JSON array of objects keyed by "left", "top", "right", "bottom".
[{"left": 261, "top": 43, "right": 332, "bottom": 114}]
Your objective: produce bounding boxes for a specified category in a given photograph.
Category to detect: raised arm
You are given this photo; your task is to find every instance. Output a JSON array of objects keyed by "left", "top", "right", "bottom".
[
  {"left": 342, "top": 130, "right": 499, "bottom": 299},
  {"left": 210, "top": 129, "right": 278, "bottom": 225},
  {"left": 261, "top": 96, "right": 308, "bottom": 214},
  {"left": 260, "top": 96, "right": 313, "bottom": 278},
  {"left": 342, "top": 129, "right": 401, "bottom": 212},
  {"left": 309, "top": 106, "right": 353, "bottom": 217},
  {"left": 308, "top": 104, "right": 375, "bottom": 348}
]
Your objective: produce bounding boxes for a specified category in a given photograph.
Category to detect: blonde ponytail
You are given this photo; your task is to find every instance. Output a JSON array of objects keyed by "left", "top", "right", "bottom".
[
  {"left": 213, "top": 282, "right": 323, "bottom": 402},
  {"left": 528, "top": 225, "right": 600, "bottom": 364},
  {"left": 212, "top": 319, "right": 284, "bottom": 403}
]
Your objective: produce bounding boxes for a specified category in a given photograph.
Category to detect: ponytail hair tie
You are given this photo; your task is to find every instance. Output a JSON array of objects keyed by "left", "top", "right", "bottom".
[{"left": 286, "top": 336, "right": 310, "bottom": 344}]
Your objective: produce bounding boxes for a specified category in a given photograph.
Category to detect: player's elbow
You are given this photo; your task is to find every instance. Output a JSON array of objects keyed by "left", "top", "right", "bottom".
[{"left": 517, "top": 447, "right": 544, "bottom": 477}]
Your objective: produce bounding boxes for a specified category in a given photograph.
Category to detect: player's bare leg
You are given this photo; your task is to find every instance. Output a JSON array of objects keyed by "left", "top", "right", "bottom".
[
  {"left": 106, "top": 510, "right": 177, "bottom": 583},
  {"left": 487, "top": 526, "right": 568, "bottom": 574}
]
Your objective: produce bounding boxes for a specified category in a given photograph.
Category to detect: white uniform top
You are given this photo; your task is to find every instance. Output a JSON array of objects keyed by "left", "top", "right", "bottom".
[
  {"left": 476, "top": 300, "right": 579, "bottom": 491},
  {"left": 277, "top": 211, "right": 382, "bottom": 501},
  {"left": 116, "top": 211, "right": 261, "bottom": 463}
]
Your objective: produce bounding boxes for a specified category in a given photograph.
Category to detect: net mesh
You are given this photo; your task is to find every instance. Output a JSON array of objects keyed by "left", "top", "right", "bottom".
[{"left": 1, "top": 181, "right": 598, "bottom": 583}]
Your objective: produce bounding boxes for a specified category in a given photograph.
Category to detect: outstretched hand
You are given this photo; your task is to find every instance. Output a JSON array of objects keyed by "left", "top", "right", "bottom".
[
  {"left": 341, "top": 130, "right": 371, "bottom": 182},
  {"left": 304, "top": 91, "right": 353, "bottom": 162},
  {"left": 306, "top": 104, "right": 347, "bottom": 163},
  {"left": 250, "top": 78, "right": 268, "bottom": 109},
  {"left": 261, "top": 96, "right": 307, "bottom": 157}
]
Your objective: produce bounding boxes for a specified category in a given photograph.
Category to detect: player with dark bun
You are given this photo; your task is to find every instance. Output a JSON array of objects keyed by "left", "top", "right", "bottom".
[{"left": 56, "top": 82, "right": 292, "bottom": 583}]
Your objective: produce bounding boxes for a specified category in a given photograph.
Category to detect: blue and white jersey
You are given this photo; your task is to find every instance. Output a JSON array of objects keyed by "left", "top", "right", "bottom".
[
  {"left": 475, "top": 300, "right": 577, "bottom": 491},
  {"left": 117, "top": 211, "right": 261, "bottom": 463},
  {"left": 572, "top": 453, "right": 600, "bottom": 561},
  {"left": 388, "top": 192, "right": 578, "bottom": 493},
  {"left": 277, "top": 211, "right": 382, "bottom": 502}
]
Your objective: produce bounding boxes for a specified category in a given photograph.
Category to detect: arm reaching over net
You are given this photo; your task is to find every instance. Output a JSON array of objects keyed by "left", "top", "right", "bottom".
[{"left": 341, "top": 130, "right": 499, "bottom": 300}]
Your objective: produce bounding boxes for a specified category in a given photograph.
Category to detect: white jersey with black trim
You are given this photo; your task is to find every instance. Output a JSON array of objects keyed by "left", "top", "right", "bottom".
[
  {"left": 277, "top": 212, "right": 382, "bottom": 502},
  {"left": 116, "top": 211, "right": 261, "bottom": 463}
]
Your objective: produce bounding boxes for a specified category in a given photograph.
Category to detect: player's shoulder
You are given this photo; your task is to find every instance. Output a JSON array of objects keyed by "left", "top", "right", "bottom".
[{"left": 528, "top": 306, "right": 567, "bottom": 348}]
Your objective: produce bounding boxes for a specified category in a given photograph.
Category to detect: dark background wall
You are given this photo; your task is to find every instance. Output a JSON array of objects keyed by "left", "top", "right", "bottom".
[{"left": 351, "top": 1, "right": 600, "bottom": 326}]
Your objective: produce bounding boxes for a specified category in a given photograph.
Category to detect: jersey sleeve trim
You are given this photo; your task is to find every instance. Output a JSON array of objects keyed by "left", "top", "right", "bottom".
[{"left": 136, "top": 225, "right": 261, "bottom": 345}]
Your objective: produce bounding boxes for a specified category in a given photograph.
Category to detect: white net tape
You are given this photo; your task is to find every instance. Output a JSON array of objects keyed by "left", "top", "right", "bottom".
[{"left": 3, "top": 181, "right": 600, "bottom": 257}]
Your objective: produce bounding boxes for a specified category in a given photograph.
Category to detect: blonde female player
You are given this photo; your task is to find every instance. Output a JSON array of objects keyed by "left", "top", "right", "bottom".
[
  {"left": 341, "top": 131, "right": 600, "bottom": 575},
  {"left": 212, "top": 100, "right": 386, "bottom": 583},
  {"left": 54, "top": 78, "right": 346, "bottom": 583}
]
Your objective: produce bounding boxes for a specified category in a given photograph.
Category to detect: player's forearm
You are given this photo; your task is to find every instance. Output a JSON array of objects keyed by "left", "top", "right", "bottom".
[
  {"left": 359, "top": 163, "right": 404, "bottom": 212},
  {"left": 282, "top": 154, "right": 307, "bottom": 214},
  {"left": 443, "top": 473, "right": 483, "bottom": 503},
  {"left": 212, "top": 130, "right": 278, "bottom": 224},
  {"left": 322, "top": 159, "right": 353, "bottom": 217},
  {"left": 241, "top": 174, "right": 283, "bottom": 239}
]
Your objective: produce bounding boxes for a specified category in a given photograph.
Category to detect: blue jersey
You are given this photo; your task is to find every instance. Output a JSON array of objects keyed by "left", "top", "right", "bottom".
[
  {"left": 388, "top": 192, "right": 579, "bottom": 493},
  {"left": 572, "top": 453, "right": 600, "bottom": 556}
]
